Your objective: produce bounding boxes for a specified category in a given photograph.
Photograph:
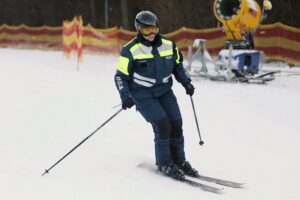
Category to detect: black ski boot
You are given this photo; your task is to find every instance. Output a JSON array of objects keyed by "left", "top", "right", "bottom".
[
  {"left": 176, "top": 161, "right": 199, "bottom": 177},
  {"left": 158, "top": 164, "right": 185, "bottom": 181}
]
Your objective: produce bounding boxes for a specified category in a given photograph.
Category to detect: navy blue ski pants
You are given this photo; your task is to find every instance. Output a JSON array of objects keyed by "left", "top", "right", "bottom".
[{"left": 135, "top": 90, "right": 186, "bottom": 166}]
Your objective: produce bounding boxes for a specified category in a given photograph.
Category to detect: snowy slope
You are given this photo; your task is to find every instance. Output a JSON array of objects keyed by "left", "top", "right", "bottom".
[{"left": 0, "top": 48, "right": 300, "bottom": 200}]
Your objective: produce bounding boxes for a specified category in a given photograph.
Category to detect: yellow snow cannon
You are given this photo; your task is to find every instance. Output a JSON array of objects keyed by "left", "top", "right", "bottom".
[{"left": 213, "top": 0, "right": 271, "bottom": 49}]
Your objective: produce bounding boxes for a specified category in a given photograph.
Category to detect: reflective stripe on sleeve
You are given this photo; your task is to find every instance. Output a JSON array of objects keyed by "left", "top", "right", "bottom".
[
  {"left": 175, "top": 47, "right": 180, "bottom": 64},
  {"left": 116, "top": 56, "right": 129, "bottom": 75}
]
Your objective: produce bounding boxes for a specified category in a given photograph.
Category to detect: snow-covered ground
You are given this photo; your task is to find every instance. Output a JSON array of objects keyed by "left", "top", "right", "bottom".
[{"left": 0, "top": 48, "right": 299, "bottom": 200}]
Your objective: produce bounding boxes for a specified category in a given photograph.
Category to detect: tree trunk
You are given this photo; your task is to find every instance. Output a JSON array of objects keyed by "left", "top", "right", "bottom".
[{"left": 120, "top": 0, "right": 129, "bottom": 29}]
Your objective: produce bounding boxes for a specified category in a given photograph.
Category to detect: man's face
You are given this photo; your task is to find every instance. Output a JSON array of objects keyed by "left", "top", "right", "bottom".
[
  {"left": 139, "top": 26, "right": 159, "bottom": 42},
  {"left": 143, "top": 33, "right": 156, "bottom": 42}
]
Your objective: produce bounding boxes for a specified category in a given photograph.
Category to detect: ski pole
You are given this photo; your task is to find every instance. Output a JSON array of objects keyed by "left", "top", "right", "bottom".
[
  {"left": 42, "top": 108, "right": 123, "bottom": 176},
  {"left": 190, "top": 96, "right": 204, "bottom": 146}
]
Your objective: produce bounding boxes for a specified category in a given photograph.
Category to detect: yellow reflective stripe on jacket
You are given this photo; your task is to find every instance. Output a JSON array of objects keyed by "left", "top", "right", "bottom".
[
  {"left": 130, "top": 43, "right": 153, "bottom": 60},
  {"left": 161, "top": 38, "right": 173, "bottom": 45},
  {"left": 159, "top": 49, "right": 173, "bottom": 57},
  {"left": 134, "top": 54, "right": 154, "bottom": 59},
  {"left": 158, "top": 38, "right": 173, "bottom": 57},
  {"left": 129, "top": 43, "right": 143, "bottom": 53},
  {"left": 129, "top": 38, "right": 174, "bottom": 60},
  {"left": 175, "top": 47, "right": 180, "bottom": 64},
  {"left": 117, "top": 56, "right": 129, "bottom": 75}
]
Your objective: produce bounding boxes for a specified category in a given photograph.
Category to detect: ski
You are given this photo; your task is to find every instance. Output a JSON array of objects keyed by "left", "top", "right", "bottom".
[
  {"left": 182, "top": 178, "right": 223, "bottom": 193},
  {"left": 246, "top": 70, "right": 281, "bottom": 83},
  {"left": 252, "top": 70, "right": 280, "bottom": 79},
  {"left": 192, "top": 174, "right": 245, "bottom": 188},
  {"left": 137, "top": 162, "right": 223, "bottom": 194}
]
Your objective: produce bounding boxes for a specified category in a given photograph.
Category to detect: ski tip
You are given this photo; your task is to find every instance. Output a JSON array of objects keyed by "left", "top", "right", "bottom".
[
  {"left": 204, "top": 187, "right": 224, "bottom": 194},
  {"left": 226, "top": 182, "right": 246, "bottom": 188},
  {"left": 236, "top": 183, "right": 246, "bottom": 188}
]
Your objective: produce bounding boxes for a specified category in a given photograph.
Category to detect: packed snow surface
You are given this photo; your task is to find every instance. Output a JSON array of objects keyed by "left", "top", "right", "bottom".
[{"left": 0, "top": 48, "right": 299, "bottom": 200}]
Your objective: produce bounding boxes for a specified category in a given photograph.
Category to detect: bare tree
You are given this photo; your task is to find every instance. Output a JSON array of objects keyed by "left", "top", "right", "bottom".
[{"left": 121, "top": 0, "right": 129, "bottom": 29}]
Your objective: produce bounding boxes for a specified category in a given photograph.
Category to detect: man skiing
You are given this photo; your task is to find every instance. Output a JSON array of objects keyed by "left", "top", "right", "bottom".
[{"left": 114, "top": 11, "right": 198, "bottom": 181}]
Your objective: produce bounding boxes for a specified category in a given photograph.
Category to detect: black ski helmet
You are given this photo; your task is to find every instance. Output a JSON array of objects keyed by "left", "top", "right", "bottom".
[{"left": 135, "top": 11, "right": 159, "bottom": 31}]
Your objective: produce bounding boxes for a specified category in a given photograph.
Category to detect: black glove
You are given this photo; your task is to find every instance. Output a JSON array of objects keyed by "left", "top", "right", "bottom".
[
  {"left": 121, "top": 96, "right": 135, "bottom": 110},
  {"left": 183, "top": 82, "right": 195, "bottom": 96}
]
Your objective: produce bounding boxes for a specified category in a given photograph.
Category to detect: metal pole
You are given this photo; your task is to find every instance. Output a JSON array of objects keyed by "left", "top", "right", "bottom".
[
  {"left": 190, "top": 96, "right": 204, "bottom": 146},
  {"left": 42, "top": 108, "right": 123, "bottom": 176}
]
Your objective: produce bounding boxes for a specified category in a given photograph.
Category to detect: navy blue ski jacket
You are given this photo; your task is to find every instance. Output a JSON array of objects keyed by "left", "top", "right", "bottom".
[{"left": 114, "top": 33, "right": 191, "bottom": 100}]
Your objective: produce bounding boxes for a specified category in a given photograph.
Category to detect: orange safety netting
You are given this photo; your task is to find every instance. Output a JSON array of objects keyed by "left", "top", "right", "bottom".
[
  {"left": 0, "top": 21, "right": 300, "bottom": 65},
  {"left": 63, "top": 16, "right": 83, "bottom": 63}
]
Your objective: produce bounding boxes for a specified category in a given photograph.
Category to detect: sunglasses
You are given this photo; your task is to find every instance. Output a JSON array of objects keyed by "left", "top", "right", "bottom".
[{"left": 140, "top": 26, "right": 159, "bottom": 36}]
